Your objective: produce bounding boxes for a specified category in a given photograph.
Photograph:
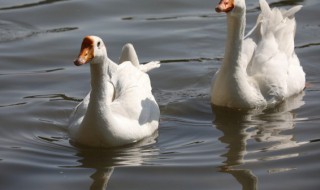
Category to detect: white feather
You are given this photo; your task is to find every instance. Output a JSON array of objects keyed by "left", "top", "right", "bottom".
[
  {"left": 69, "top": 37, "right": 160, "bottom": 147},
  {"left": 211, "top": 0, "right": 305, "bottom": 109}
]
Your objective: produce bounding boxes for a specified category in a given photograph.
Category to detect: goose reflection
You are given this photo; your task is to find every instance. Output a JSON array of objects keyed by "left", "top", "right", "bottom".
[
  {"left": 212, "top": 92, "right": 305, "bottom": 190},
  {"left": 73, "top": 134, "right": 158, "bottom": 190}
]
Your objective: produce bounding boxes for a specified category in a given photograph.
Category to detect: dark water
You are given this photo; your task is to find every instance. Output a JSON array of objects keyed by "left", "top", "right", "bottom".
[{"left": 1, "top": 0, "right": 320, "bottom": 189}]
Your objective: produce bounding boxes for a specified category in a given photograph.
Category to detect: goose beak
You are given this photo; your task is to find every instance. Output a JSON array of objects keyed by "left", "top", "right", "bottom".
[
  {"left": 74, "top": 57, "right": 86, "bottom": 66},
  {"left": 74, "top": 47, "right": 94, "bottom": 66},
  {"left": 216, "top": 0, "right": 235, "bottom": 13},
  {"left": 74, "top": 36, "right": 94, "bottom": 66}
]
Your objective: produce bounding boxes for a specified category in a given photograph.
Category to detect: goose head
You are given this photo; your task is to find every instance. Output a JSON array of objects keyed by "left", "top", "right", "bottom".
[
  {"left": 74, "top": 35, "right": 107, "bottom": 66},
  {"left": 215, "top": 0, "right": 245, "bottom": 15}
]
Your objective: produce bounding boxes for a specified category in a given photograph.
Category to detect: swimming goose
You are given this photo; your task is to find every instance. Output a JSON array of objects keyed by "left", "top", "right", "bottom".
[
  {"left": 211, "top": 0, "right": 305, "bottom": 109},
  {"left": 69, "top": 36, "right": 160, "bottom": 147}
]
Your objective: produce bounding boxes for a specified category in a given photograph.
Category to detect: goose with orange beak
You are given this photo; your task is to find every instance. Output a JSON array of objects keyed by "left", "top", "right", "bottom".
[
  {"left": 211, "top": 0, "right": 305, "bottom": 109},
  {"left": 69, "top": 36, "right": 160, "bottom": 147}
]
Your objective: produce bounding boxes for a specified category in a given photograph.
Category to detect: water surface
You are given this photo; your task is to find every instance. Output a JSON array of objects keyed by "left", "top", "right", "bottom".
[{"left": 0, "top": 0, "right": 320, "bottom": 189}]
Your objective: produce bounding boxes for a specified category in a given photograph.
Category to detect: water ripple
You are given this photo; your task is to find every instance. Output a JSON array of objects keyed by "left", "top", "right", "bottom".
[
  {"left": 0, "top": 102, "right": 27, "bottom": 108},
  {"left": 0, "top": 0, "right": 68, "bottom": 11},
  {"left": 0, "top": 19, "right": 77, "bottom": 43},
  {"left": 158, "top": 57, "right": 221, "bottom": 64},
  {"left": 24, "top": 93, "right": 82, "bottom": 102},
  {"left": 122, "top": 14, "right": 215, "bottom": 21},
  {"left": 296, "top": 42, "right": 320, "bottom": 49},
  {"left": 0, "top": 68, "right": 65, "bottom": 76}
]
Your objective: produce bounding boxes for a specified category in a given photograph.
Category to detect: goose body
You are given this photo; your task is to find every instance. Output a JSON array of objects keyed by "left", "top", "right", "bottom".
[
  {"left": 69, "top": 36, "right": 160, "bottom": 147},
  {"left": 211, "top": 0, "right": 305, "bottom": 109}
]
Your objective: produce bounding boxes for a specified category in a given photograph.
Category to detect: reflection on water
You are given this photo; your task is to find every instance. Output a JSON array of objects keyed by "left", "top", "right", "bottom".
[
  {"left": 214, "top": 108, "right": 258, "bottom": 190},
  {"left": 89, "top": 168, "right": 114, "bottom": 190},
  {"left": 213, "top": 93, "right": 305, "bottom": 190},
  {"left": 70, "top": 135, "right": 159, "bottom": 190}
]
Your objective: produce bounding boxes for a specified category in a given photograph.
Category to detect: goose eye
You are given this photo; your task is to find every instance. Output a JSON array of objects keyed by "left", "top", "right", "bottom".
[{"left": 97, "top": 41, "right": 101, "bottom": 48}]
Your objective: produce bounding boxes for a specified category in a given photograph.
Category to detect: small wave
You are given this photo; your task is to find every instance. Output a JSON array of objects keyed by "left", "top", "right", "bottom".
[
  {"left": 296, "top": 42, "right": 320, "bottom": 49},
  {"left": 0, "top": 0, "right": 67, "bottom": 11},
  {"left": 0, "top": 19, "right": 77, "bottom": 43}
]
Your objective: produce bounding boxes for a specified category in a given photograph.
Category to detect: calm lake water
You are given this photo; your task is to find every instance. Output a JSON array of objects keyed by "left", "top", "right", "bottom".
[{"left": 1, "top": 0, "right": 320, "bottom": 189}]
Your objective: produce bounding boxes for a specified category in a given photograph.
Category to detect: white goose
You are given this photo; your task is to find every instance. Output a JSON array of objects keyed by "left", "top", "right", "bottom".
[
  {"left": 69, "top": 36, "right": 160, "bottom": 147},
  {"left": 211, "top": 0, "right": 305, "bottom": 109}
]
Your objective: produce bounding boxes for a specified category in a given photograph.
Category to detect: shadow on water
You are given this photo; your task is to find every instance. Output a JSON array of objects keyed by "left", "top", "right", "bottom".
[{"left": 212, "top": 92, "right": 305, "bottom": 190}]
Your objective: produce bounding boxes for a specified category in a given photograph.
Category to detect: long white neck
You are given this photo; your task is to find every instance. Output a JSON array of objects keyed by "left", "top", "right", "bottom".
[
  {"left": 220, "top": 11, "right": 246, "bottom": 73},
  {"left": 82, "top": 56, "right": 117, "bottom": 124},
  {"left": 89, "top": 57, "right": 116, "bottom": 101}
]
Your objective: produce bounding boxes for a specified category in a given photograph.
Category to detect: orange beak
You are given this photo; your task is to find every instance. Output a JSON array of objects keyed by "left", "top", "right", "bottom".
[
  {"left": 74, "top": 36, "right": 94, "bottom": 66},
  {"left": 216, "top": 0, "right": 235, "bottom": 13}
]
